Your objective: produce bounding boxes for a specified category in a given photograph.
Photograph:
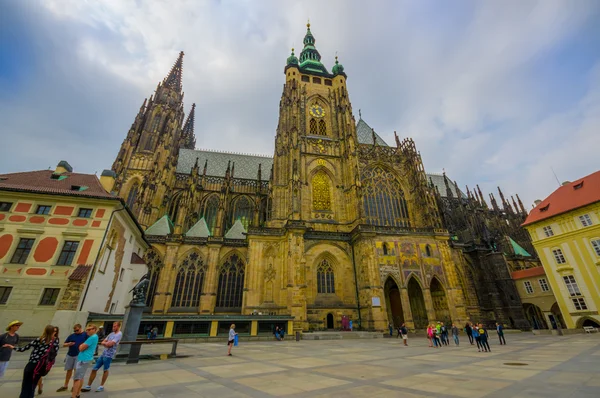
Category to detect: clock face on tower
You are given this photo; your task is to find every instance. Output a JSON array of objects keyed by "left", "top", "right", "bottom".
[{"left": 309, "top": 104, "right": 325, "bottom": 118}]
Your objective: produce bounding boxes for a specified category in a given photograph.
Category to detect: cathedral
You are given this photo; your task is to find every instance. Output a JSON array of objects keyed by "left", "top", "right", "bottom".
[{"left": 110, "top": 24, "right": 535, "bottom": 333}]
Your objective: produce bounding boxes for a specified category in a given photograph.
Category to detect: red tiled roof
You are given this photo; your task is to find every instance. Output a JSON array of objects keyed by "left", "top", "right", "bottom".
[
  {"left": 69, "top": 264, "right": 92, "bottom": 281},
  {"left": 511, "top": 267, "right": 546, "bottom": 280},
  {"left": 522, "top": 170, "right": 600, "bottom": 226},
  {"left": 0, "top": 170, "right": 116, "bottom": 200},
  {"left": 131, "top": 252, "right": 146, "bottom": 264}
]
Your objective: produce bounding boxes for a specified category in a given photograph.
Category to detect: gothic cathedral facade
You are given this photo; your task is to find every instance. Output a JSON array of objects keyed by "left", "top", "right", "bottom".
[{"left": 111, "top": 25, "right": 473, "bottom": 332}]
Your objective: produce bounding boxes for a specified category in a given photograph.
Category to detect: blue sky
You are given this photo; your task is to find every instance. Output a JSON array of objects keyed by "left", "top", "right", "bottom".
[{"left": 1, "top": 0, "right": 599, "bottom": 207}]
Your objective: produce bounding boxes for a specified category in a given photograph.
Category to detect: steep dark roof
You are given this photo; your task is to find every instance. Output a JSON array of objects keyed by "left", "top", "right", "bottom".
[
  {"left": 356, "top": 118, "right": 388, "bottom": 146},
  {"left": 177, "top": 148, "right": 272, "bottom": 180},
  {"left": 0, "top": 170, "right": 116, "bottom": 200}
]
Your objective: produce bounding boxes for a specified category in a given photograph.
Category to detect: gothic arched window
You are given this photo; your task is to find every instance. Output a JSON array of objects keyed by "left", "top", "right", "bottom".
[
  {"left": 312, "top": 171, "right": 331, "bottom": 211},
  {"left": 317, "top": 259, "right": 335, "bottom": 293},
  {"left": 216, "top": 253, "right": 245, "bottom": 309},
  {"left": 168, "top": 191, "right": 184, "bottom": 224},
  {"left": 171, "top": 251, "right": 205, "bottom": 308},
  {"left": 382, "top": 243, "right": 389, "bottom": 255},
  {"left": 230, "top": 195, "right": 253, "bottom": 230},
  {"left": 361, "top": 166, "right": 410, "bottom": 227},
  {"left": 144, "top": 248, "right": 163, "bottom": 308},
  {"left": 126, "top": 182, "right": 139, "bottom": 209},
  {"left": 425, "top": 244, "right": 432, "bottom": 257},
  {"left": 200, "top": 195, "right": 219, "bottom": 235},
  {"left": 150, "top": 115, "right": 161, "bottom": 132},
  {"left": 309, "top": 118, "right": 317, "bottom": 135},
  {"left": 318, "top": 120, "right": 327, "bottom": 136}
]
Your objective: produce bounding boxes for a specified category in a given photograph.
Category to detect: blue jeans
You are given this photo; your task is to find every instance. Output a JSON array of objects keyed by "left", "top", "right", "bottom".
[{"left": 453, "top": 334, "right": 459, "bottom": 345}]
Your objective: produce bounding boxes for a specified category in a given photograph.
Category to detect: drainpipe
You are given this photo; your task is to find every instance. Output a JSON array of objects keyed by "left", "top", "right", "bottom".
[
  {"left": 78, "top": 205, "right": 127, "bottom": 311},
  {"left": 351, "top": 243, "right": 363, "bottom": 330}
]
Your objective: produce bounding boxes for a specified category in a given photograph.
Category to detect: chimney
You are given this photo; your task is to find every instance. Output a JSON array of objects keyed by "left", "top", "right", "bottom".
[
  {"left": 100, "top": 170, "right": 117, "bottom": 193},
  {"left": 55, "top": 160, "right": 73, "bottom": 174},
  {"left": 534, "top": 199, "right": 542, "bottom": 206}
]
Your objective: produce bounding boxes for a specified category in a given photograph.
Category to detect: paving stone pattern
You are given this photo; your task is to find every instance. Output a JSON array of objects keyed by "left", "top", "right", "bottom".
[{"left": 1, "top": 333, "right": 599, "bottom": 397}]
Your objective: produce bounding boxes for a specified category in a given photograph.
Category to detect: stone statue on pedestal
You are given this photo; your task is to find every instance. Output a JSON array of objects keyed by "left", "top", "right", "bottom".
[{"left": 129, "top": 273, "right": 150, "bottom": 305}]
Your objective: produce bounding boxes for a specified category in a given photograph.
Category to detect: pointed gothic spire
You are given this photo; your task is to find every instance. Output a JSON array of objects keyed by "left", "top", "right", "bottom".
[
  {"left": 163, "top": 51, "right": 184, "bottom": 92},
  {"left": 371, "top": 128, "right": 377, "bottom": 146},
  {"left": 511, "top": 196, "right": 519, "bottom": 215},
  {"left": 476, "top": 185, "right": 487, "bottom": 207},
  {"left": 490, "top": 193, "right": 500, "bottom": 212},
  {"left": 498, "top": 186, "right": 509, "bottom": 212},
  {"left": 203, "top": 159, "right": 208, "bottom": 176},
  {"left": 298, "top": 22, "right": 327, "bottom": 73},
  {"left": 394, "top": 131, "right": 400, "bottom": 148},
  {"left": 516, "top": 194, "right": 527, "bottom": 214},
  {"left": 443, "top": 172, "right": 454, "bottom": 198},
  {"left": 466, "top": 185, "right": 472, "bottom": 200},
  {"left": 181, "top": 103, "right": 196, "bottom": 149}
]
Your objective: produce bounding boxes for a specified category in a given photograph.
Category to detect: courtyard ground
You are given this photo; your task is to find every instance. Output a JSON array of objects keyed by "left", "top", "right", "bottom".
[{"left": 1, "top": 332, "right": 598, "bottom": 397}]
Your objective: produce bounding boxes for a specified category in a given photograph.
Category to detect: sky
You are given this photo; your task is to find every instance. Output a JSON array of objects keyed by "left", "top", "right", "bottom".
[{"left": 1, "top": 0, "right": 599, "bottom": 208}]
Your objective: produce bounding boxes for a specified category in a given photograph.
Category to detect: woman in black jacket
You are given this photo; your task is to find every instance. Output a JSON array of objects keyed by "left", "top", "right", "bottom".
[{"left": 11, "top": 325, "right": 59, "bottom": 398}]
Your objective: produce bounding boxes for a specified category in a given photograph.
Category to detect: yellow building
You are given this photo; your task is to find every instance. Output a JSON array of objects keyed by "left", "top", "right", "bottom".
[
  {"left": 523, "top": 170, "right": 600, "bottom": 329},
  {"left": 0, "top": 161, "right": 148, "bottom": 335}
]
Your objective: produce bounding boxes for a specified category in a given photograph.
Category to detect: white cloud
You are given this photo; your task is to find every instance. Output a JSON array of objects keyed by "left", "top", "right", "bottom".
[{"left": 1, "top": 0, "right": 599, "bottom": 209}]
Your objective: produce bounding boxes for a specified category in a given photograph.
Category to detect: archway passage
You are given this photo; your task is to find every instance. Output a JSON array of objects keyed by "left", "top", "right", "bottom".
[
  {"left": 580, "top": 318, "right": 600, "bottom": 328},
  {"left": 407, "top": 277, "right": 428, "bottom": 329},
  {"left": 385, "top": 278, "right": 404, "bottom": 327},
  {"left": 430, "top": 277, "right": 451, "bottom": 324},
  {"left": 326, "top": 313, "right": 334, "bottom": 329},
  {"left": 523, "top": 303, "right": 548, "bottom": 329},
  {"left": 550, "top": 302, "right": 566, "bottom": 329}
]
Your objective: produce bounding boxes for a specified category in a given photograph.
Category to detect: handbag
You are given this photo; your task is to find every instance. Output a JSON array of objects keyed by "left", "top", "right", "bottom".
[{"left": 233, "top": 334, "right": 239, "bottom": 347}]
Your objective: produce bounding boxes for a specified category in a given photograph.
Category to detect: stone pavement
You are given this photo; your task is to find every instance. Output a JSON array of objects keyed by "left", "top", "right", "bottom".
[{"left": 1, "top": 333, "right": 599, "bottom": 397}]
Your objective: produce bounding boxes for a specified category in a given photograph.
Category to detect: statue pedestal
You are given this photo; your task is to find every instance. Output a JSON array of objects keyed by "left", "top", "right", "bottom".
[{"left": 118, "top": 302, "right": 145, "bottom": 356}]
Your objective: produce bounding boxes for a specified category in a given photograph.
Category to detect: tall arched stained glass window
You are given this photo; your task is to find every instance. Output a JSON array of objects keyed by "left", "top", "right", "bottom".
[
  {"left": 361, "top": 166, "right": 410, "bottom": 227},
  {"left": 317, "top": 259, "right": 335, "bottom": 293},
  {"left": 309, "top": 118, "right": 317, "bottom": 135},
  {"left": 216, "top": 253, "right": 245, "bottom": 309},
  {"left": 200, "top": 195, "right": 219, "bottom": 235},
  {"left": 230, "top": 196, "right": 253, "bottom": 230},
  {"left": 171, "top": 251, "right": 205, "bottom": 308},
  {"left": 312, "top": 171, "right": 331, "bottom": 211},
  {"left": 168, "top": 191, "right": 183, "bottom": 223},
  {"left": 126, "top": 182, "right": 139, "bottom": 209},
  {"left": 143, "top": 248, "right": 163, "bottom": 308}
]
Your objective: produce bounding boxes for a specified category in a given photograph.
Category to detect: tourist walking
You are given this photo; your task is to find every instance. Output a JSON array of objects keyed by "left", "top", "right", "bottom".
[
  {"left": 432, "top": 326, "right": 441, "bottom": 348},
  {"left": 440, "top": 322, "right": 449, "bottom": 346},
  {"left": 478, "top": 323, "right": 491, "bottom": 352},
  {"left": 56, "top": 324, "right": 88, "bottom": 392},
  {"left": 426, "top": 325, "right": 434, "bottom": 347},
  {"left": 0, "top": 320, "right": 22, "bottom": 379},
  {"left": 82, "top": 322, "right": 122, "bottom": 393},
  {"left": 37, "top": 326, "right": 59, "bottom": 394},
  {"left": 465, "top": 322, "right": 473, "bottom": 345},
  {"left": 388, "top": 323, "right": 393, "bottom": 337},
  {"left": 14, "top": 325, "right": 60, "bottom": 398},
  {"left": 71, "top": 324, "right": 98, "bottom": 398},
  {"left": 496, "top": 323, "right": 506, "bottom": 345},
  {"left": 227, "top": 324, "right": 237, "bottom": 356},
  {"left": 474, "top": 325, "right": 482, "bottom": 352},
  {"left": 399, "top": 323, "right": 408, "bottom": 346},
  {"left": 451, "top": 323, "right": 460, "bottom": 346}
]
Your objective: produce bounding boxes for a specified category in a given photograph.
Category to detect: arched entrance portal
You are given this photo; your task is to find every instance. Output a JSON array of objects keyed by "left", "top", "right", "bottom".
[
  {"left": 326, "top": 313, "right": 334, "bottom": 329},
  {"left": 579, "top": 317, "right": 600, "bottom": 328},
  {"left": 407, "top": 277, "right": 428, "bottom": 328},
  {"left": 524, "top": 303, "right": 548, "bottom": 329},
  {"left": 384, "top": 277, "right": 404, "bottom": 327},
  {"left": 549, "top": 302, "right": 566, "bottom": 329},
  {"left": 430, "top": 277, "right": 451, "bottom": 324}
]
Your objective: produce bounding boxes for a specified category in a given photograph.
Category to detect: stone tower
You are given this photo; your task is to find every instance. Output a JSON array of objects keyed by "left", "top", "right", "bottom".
[{"left": 112, "top": 51, "right": 196, "bottom": 228}]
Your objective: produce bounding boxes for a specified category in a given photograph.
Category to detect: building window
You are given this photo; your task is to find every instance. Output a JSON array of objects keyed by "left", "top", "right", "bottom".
[
  {"left": 563, "top": 275, "right": 581, "bottom": 297},
  {"left": 572, "top": 298, "right": 588, "bottom": 311},
  {"left": 229, "top": 195, "right": 254, "bottom": 231},
  {"left": 216, "top": 253, "right": 245, "bottom": 309},
  {"left": 126, "top": 183, "right": 139, "bottom": 209},
  {"left": 318, "top": 119, "right": 327, "bottom": 135},
  {"left": 382, "top": 243, "right": 388, "bottom": 255},
  {"left": 591, "top": 239, "right": 600, "bottom": 257},
  {"left": 312, "top": 171, "right": 331, "bottom": 211},
  {"left": 425, "top": 244, "right": 432, "bottom": 257},
  {"left": 313, "top": 77, "right": 321, "bottom": 84},
  {"left": 579, "top": 214, "right": 593, "bottom": 227},
  {"left": 301, "top": 75, "right": 310, "bottom": 82},
  {"left": 0, "top": 202, "right": 12, "bottom": 212},
  {"left": 539, "top": 278, "right": 550, "bottom": 292},
  {"left": 0, "top": 286, "right": 13, "bottom": 304},
  {"left": 119, "top": 268, "right": 125, "bottom": 282},
  {"left": 144, "top": 248, "right": 164, "bottom": 308},
  {"left": 552, "top": 248, "right": 566, "bottom": 264},
  {"left": 325, "top": 79, "right": 332, "bottom": 86},
  {"left": 36, "top": 205, "right": 52, "bottom": 215},
  {"left": 200, "top": 195, "right": 219, "bottom": 235},
  {"left": 317, "top": 259, "right": 335, "bottom": 293},
  {"left": 309, "top": 118, "right": 317, "bottom": 135},
  {"left": 523, "top": 281, "right": 534, "bottom": 294},
  {"left": 543, "top": 226, "right": 554, "bottom": 237},
  {"left": 361, "top": 166, "right": 410, "bottom": 228},
  {"left": 172, "top": 252, "right": 206, "bottom": 308},
  {"left": 77, "top": 208, "right": 93, "bottom": 218},
  {"left": 39, "top": 288, "right": 60, "bottom": 306},
  {"left": 57, "top": 241, "right": 79, "bottom": 266},
  {"left": 109, "top": 303, "right": 116, "bottom": 314},
  {"left": 10, "top": 238, "right": 35, "bottom": 264}
]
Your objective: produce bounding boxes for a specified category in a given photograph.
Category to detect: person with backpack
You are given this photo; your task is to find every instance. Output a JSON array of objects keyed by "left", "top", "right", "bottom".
[
  {"left": 473, "top": 325, "right": 482, "bottom": 352},
  {"left": 478, "top": 323, "right": 491, "bottom": 352},
  {"left": 0, "top": 320, "right": 22, "bottom": 379},
  {"left": 13, "top": 324, "right": 60, "bottom": 398},
  {"left": 36, "top": 326, "right": 59, "bottom": 395}
]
